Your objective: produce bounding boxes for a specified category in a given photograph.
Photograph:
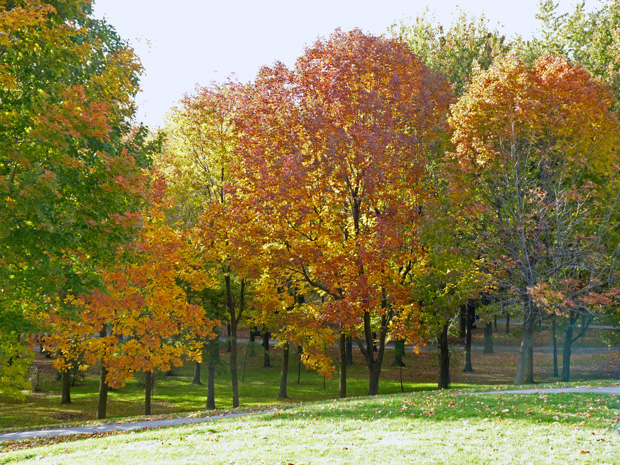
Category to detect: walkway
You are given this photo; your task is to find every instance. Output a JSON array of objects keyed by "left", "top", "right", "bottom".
[{"left": 0, "top": 411, "right": 261, "bottom": 442}]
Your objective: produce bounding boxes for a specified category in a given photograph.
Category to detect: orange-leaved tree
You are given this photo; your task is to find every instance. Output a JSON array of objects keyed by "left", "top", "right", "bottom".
[
  {"left": 232, "top": 30, "right": 453, "bottom": 396},
  {"left": 449, "top": 54, "right": 620, "bottom": 385},
  {"left": 45, "top": 175, "right": 219, "bottom": 417}
]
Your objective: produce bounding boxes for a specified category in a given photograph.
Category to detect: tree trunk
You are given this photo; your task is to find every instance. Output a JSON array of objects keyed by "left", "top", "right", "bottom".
[
  {"left": 515, "top": 297, "right": 536, "bottom": 385},
  {"left": 463, "top": 302, "right": 474, "bottom": 373},
  {"left": 355, "top": 310, "right": 388, "bottom": 396},
  {"left": 438, "top": 321, "right": 451, "bottom": 389},
  {"left": 339, "top": 331, "right": 346, "bottom": 398},
  {"left": 249, "top": 326, "right": 256, "bottom": 356},
  {"left": 297, "top": 345, "right": 302, "bottom": 384},
  {"left": 505, "top": 311, "right": 510, "bottom": 334},
  {"left": 262, "top": 328, "right": 271, "bottom": 367},
  {"left": 192, "top": 362, "right": 202, "bottom": 385},
  {"left": 483, "top": 322, "right": 494, "bottom": 354},
  {"left": 230, "top": 330, "right": 239, "bottom": 408},
  {"left": 392, "top": 339, "right": 406, "bottom": 367},
  {"left": 368, "top": 363, "right": 381, "bottom": 395},
  {"left": 97, "top": 364, "right": 108, "bottom": 419},
  {"left": 278, "top": 343, "right": 289, "bottom": 399},
  {"left": 145, "top": 371, "right": 153, "bottom": 416},
  {"left": 552, "top": 316, "right": 559, "bottom": 377},
  {"left": 61, "top": 369, "right": 71, "bottom": 404},
  {"left": 459, "top": 304, "right": 467, "bottom": 338},
  {"left": 346, "top": 336, "right": 353, "bottom": 365},
  {"left": 206, "top": 336, "right": 219, "bottom": 409},
  {"left": 226, "top": 323, "right": 232, "bottom": 352},
  {"left": 562, "top": 317, "right": 575, "bottom": 382},
  {"left": 226, "top": 275, "right": 240, "bottom": 408}
]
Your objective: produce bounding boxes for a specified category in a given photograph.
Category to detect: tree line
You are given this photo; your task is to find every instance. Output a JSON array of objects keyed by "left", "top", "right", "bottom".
[{"left": 1, "top": 0, "right": 619, "bottom": 419}]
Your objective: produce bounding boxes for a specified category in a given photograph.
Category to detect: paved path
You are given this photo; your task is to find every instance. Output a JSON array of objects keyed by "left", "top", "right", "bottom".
[
  {"left": 471, "top": 386, "right": 620, "bottom": 396},
  {"left": 0, "top": 411, "right": 261, "bottom": 442}
]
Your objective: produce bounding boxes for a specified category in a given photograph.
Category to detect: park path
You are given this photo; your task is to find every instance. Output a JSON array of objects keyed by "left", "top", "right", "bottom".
[
  {"left": 0, "top": 411, "right": 262, "bottom": 442},
  {"left": 1, "top": 386, "right": 619, "bottom": 442},
  {"left": 470, "top": 386, "right": 620, "bottom": 396}
]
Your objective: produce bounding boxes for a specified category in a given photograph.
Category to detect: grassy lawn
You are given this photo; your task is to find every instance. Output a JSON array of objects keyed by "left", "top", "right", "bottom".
[
  {"left": 1, "top": 325, "right": 618, "bottom": 432},
  {"left": 1, "top": 389, "right": 619, "bottom": 464}
]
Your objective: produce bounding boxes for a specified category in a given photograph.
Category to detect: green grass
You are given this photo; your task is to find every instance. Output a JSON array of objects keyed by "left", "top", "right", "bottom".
[
  {"left": 1, "top": 334, "right": 618, "bottom": 432},
  {"left": 1, "top": 389, "right": 619, "bottom": 464}
]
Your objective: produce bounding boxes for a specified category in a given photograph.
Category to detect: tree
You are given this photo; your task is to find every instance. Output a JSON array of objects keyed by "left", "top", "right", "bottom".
[
  {"left": 43, "top": 176, "right": 219, "bottom": 417},
  {"left": 523, "top": 0, "right": 620, "bottom": 106},
  {"left": 410, "top": 194, "right": 483, "bottom": 389},
  {"left": 390, "top": 10, "right": 512, "bottom": 97},
  {"left": 449, "top": 53, "right": 620, "bottom": 385},
  {"left": 161, "top": 83, "right": 257, "bottom": 409},
  {"left": 0, "top": 0, "right": 148, "bottom": 396},
  {"left": 232, "top": 29, "right": 453, "bottom": 396}
]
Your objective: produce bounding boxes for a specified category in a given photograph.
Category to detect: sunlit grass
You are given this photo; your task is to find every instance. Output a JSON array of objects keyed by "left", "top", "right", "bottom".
[
  {"left": 1, "top": 333, "right": 617, "bottom": 432},
  {"left": 2, "top": 389, "right": 619, "bottom": 464}
]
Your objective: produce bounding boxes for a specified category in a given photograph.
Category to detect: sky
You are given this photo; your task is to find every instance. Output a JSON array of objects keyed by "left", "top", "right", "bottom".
[{"left": 92, "top": 0, "right": 583, "bottom": 128}]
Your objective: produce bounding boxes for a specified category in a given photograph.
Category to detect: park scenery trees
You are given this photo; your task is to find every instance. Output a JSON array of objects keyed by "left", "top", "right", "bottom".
[
  {"left": 0, "top": 0, "right": 151, "bottom": 399},
  {"left": 1, "top": 0, "right": 619, "bottom": 425}
]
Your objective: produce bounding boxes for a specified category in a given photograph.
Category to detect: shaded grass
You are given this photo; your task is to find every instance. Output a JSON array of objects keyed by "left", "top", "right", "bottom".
[
  {"left": 1, "top": 389, "right": 619, "bottom": 464},
  {"left": 1, "top": 331, "right": 618, "bottom": 432}
]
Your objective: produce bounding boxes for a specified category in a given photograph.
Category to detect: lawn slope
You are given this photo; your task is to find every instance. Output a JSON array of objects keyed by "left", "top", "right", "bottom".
[{"left": 2, "top": 389, "right": 619, "bottom": 464}]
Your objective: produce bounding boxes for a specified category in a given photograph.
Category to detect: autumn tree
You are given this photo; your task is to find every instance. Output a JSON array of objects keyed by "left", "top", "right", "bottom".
[
  {"left": 44, "top": 176, "right": 219, "bottom": 418},
  {"left": 522, "top": 0, "right": 620, "bottom": 106},
  {"left": 232, "top": 30, "right": 452, "bottom": 396},
  {"left": 449, "top": 54, "right": 620, "bottom": 385},
  {"left": 0, "top": 0, "right": 149, "bottom": 396},
  {"left": 160, "top": 83, "right": 258, "bottom": 408},
  {"left": 390, "top": 10, "right": 512, "bottom": 97}
]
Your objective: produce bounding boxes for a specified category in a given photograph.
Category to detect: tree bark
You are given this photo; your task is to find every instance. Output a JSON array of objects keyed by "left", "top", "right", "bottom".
[
  {"left": 392, "top": 340, "right": 406, "bottom": 367},
  {"left": 354, "top": 309, "right": 389, "bottom": 396},
  {"left": 346, "top": 336, "right": 353, "bottom": 365},
  {"left": 483, "top": 322, "right": 494, "bottom": 354},
  {"left": 249, "top": 326, "right": 256, "bottom": 356},
  {"left": 226, "top": 275, "right": 240, "bottom": 408},
  {"left": 505, "top": 311, "right": 510, "bottom": 334},
  {"left": 562, "top": 316, "right": 575, "bottom": 382},
  {"left": 278, "top": 343, "right": 289, "bottom": 399},
  {"left": 297, "top": 345, "right": 302, "bottom": 384},
  {"left": 368, "top": 362, "right": 381, "bottom": 395},
  {"left": 463, "top": 302, "right": 474, "bottom": 373},
  {"left": 262, "top": 328, "right": 271, "bottom": 367},
  {"left": 515, "top": 297, "right": 536, "bottom": 385},
  {"left": 339, "top": 331, "right": 346, "bottom": 398},
  {"left": 459, "top": 305, "right": 467, "bottom": 338},
  {"left": 206, "top": 337, "right": 219, "bottom": 409},
  {"left": 145, "top": 371, "right": 153, "bottom": 416},
  {"left": 552, "top": 316, "right": 559, "bottom": 377},
  {"left": 192, "top": 362, "right": 202, "bottom": 385},
  {"left": 97, "top": 365, "right": 108, "bottom": 419},
  {"left": 438, "top": 321, "right": 451, "bottom": 389},
  {"left": 61, "top": 370, "right": 71, "bottom": 405}
]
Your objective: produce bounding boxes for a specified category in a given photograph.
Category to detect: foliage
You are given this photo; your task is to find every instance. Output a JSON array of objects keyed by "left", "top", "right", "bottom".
[
  {"left": 522, "top": 0, "right": 620, "bottom": 106},
  {"left": 449, "top": 53, "right": 620, "bottom": 383},
  {"left": 0, "top": 0, "right": 149, "bottom": 397},
  {"left": 227, "top": 29, "right": 454, "bottom": 395},
  {"left": 389, "top": 10, "right": 512, "bottom": 96}
]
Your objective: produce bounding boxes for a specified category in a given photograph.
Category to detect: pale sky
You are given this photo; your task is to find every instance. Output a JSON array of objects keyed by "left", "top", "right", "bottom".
[{"left": 92, "top": 0, "right": 584, "bottom": 128}]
